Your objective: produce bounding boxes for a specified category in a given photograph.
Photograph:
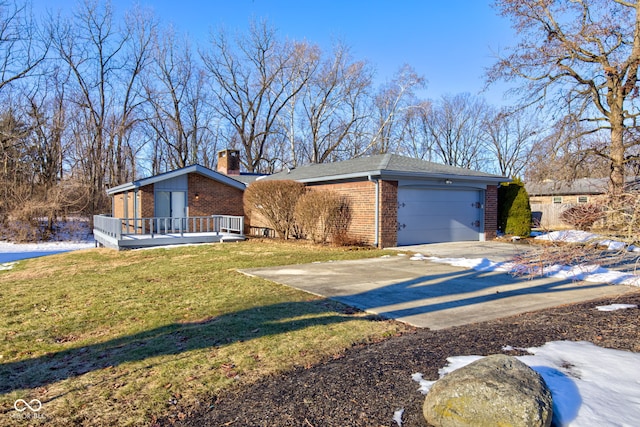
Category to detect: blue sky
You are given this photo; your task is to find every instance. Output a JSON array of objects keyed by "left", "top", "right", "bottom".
[{"left": 35, "top": 1, "right": 517, "bottom": 104}]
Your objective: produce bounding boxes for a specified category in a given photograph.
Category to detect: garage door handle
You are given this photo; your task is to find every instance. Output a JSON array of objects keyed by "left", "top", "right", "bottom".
[{"left": 471, "top": 220, "right": 480, "bottom": 228}]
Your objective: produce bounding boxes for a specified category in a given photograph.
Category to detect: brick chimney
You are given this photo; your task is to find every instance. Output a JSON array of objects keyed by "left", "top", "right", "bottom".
[{"left": 217, "top": 149, "right": 240, "bottom": 175}]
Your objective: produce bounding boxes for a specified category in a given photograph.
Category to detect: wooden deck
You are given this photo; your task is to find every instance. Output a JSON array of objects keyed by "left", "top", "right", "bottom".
[{"left": 93, "top": 215, "right": 245, "bottom": 250}]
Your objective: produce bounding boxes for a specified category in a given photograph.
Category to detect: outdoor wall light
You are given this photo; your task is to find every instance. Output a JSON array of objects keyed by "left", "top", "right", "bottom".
[
  {"left": 445, "top": 179, "right": 453, "bottom": 185},
  {"left": 195, "top": 193, "right": 200, "bottom": 201}
]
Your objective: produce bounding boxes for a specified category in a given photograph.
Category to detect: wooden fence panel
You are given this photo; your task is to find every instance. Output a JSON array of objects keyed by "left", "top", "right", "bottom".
[{"left": 530, "top": 203, "right": 574, "bottom": 229}]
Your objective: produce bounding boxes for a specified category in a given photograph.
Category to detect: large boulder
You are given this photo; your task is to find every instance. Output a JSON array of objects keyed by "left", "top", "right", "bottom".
[{"left": 423, "top": 354, "right": 553, "bottom": 427}]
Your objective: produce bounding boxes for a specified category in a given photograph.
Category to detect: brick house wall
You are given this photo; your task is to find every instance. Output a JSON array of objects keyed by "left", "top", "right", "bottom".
[
  {"left": 304, "top": 179, "right": 398, "bottom": 248},
  {"left": 138, "top": 184, "right": 155, "bottom": 218},
  {"left": 308, "top": 180, "right": 377, "bottom": 246},
  {"left": 188, "top": 174, "right": 245, "bottom": 217},
  {"left": 484, "top": 185, "right": 498, "bottom": 240},
  {"left": 378, "top": 180, "right": 398, "bottom": 247}
]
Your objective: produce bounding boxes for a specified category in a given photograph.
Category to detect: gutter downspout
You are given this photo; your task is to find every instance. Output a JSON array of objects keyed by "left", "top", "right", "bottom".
[{"left": 368, "top": 175, "right": 380, "bottom": 247}]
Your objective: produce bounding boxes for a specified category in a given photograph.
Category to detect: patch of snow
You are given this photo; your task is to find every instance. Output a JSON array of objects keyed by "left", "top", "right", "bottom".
[
  {"left": 0, "top": 240, "right": 95, "bottom": 263},
  {"left": 596, "top": 303, "right": 637, "bottom": 312},
  {"left": 502, "top": 345, "right": 528, "bottom": 352},
  {"left": 414, "top": 341, "right": 640, "bottom": 427},
  {"left": 409, "top": 253, "right": 427, "bottom": 261},
  {"left": 411, "top": 372, "right": 434, "bottom": 395},
  {"left": 535, "top": 230, "right": 635, "bottom": 252},
  {"left": 0, "top": 261, "right": 18, "bottom": 271},
  {"left": 392, "top": 408, "right": 404, "bottom": 426},
  {"left": 424, "top": 255, "right": 640, "bottom": 287}
]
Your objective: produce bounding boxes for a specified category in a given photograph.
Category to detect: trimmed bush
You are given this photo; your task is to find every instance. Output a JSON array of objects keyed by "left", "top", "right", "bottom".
[
  {"left": 498, "top": 178, "right": 532, "bottom": 237},
  {"left": 243, "top": 180, "right": 306, "bottom": 239},
  {"left": 294, "top": 190, "right": 352, "bottom": 244}
]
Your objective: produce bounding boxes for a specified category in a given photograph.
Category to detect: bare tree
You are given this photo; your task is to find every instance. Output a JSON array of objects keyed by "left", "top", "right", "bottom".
[
  {"left": 106, "top": 5, "right": 156, "bottom": 184},
  {"left": 299, "top": 43, "right": 372, "bottom": 164},
  {"left": 365, "top": 64, "right": 425, "bottom": 154},
  {"left": 202, "top": 21, "right": 315, "bottom": 173},
  {"left": 23, "top": 66, "right": 68, "bottom": 188},
  {"left": 484, "top": 107, "right": 538, "bottom": 178},
  {"left": 51, "top": 0, "right": 155, "bottom": 216},
  {"left": 422, "top": 93, "right": 490, "bottom": 170},
  {"left": 489, "top": 0, "right": 640, "bottom": 194},
  {"left": 0, "top": 0, "right": 48, "bottom": 93},
  {"left": 524, "top": 118, "right": 610, "bottom": 182},
  {"left": 396, "top": 101, "right": 432, "bottom": 160},
  {"left": 51, "top": 0, "right": 124, "bottom": 214},
  {"left": 275, "top": 40, "right": 320, "bottom": 168},
  {"left": 144, "top": 26, "right": 216, "bottom": 172}
]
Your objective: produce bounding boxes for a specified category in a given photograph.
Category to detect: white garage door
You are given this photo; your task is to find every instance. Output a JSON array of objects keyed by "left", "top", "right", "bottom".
[{"left": 397, "top": 187, "right": 483, "bottom": 245}]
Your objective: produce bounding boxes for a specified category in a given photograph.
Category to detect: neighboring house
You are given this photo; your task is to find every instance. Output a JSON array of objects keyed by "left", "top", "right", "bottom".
[
  {"left": 526, "top": 178, "right": 608, "bottom": 229},
  {"left": 93, "top": 150, "right": 251, "bottom": 249},
  {"left": 257, "top": 154, "right": 507, "bottom": 247}
]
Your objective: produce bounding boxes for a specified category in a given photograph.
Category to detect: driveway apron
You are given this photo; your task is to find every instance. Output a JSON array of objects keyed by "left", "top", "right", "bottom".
[{"left": 240, "top": 243, "right": 637, "bottom": 330}]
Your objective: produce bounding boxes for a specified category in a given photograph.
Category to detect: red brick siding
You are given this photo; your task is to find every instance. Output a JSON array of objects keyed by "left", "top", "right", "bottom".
[
  {"left": 308, "top": 181, "right": 378, "bottom": 246},
  {"left": 188, "top": 174, "right": 244, "bottom": 217},
  {"left": 484, "top": 185, "right": 498, "bottom": 240},
  {"left": 378, "top": 180, "right": 398, "bottom": 247},
  {"left": 139, "top": 184, "right": 155, "bottom": 218}
]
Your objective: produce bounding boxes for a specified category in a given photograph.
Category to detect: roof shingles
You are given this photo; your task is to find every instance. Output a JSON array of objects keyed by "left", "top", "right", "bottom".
[{"left": 263, "top": 154, "right": 505, "bottom": 183}]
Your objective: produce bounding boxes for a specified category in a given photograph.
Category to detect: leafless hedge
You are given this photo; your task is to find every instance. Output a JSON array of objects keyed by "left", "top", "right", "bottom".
[
  {"left": 560, "top": 203, "right": 604, "bottom": 231},
  {"left": 243, "top": 180, "right": 306, "bottom": 240},
  {"left": 294, "top": 190, "right": 352, "bottom": 244}
]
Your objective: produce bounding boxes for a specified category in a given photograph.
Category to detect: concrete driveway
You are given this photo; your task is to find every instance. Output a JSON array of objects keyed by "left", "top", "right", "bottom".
[{"left": 240, "top": 242, "right": 637, "bottom": 330}]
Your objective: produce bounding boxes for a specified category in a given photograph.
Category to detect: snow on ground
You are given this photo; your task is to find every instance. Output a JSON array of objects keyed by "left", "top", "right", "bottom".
[
  {"left": 412, "top": 341, "right": 640, "bottom": 427},
  {"left": 535, "top": 229, "right": 640, "bottom": 252},
  {"left": 410, "top": 230, "right": 640, "bottom": 286},
  {"left": 0, "top": 240, "right": 95, "bottom": 265},
  {"left": 595, "top": 303, "right": 638, "bottom": 311}
]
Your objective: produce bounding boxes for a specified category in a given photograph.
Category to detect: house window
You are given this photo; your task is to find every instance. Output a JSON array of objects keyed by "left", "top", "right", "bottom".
[
  {"left": 553, "top": 196, "right": 562, "bottom": 204},
  {"left": 577, "top": 196, "right": 588, "bottom": 204}
]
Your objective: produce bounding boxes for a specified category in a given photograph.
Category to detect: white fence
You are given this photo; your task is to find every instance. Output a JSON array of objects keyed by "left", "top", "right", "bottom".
[{"left": 93, "top": 215, "right": 244, "bottom": 240}]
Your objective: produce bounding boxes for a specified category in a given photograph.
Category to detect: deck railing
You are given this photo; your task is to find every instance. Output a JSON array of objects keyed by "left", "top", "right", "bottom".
[{"left": 93, "top": 214, "right": 244, "bottom": 239}]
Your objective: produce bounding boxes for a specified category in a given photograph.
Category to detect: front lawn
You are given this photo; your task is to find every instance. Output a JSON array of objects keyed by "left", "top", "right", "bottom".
[{"left": 0, "top": 240, "right": 408, "bottom": 426}]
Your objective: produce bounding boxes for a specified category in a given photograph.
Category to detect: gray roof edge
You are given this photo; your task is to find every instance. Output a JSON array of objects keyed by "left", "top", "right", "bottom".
[
  {"left": 106, "top": 164, "right": 246, "bottom": 195},
  {"left": 380, "top": 170, "right": 508, "bottom": 183},
  {"left": 284, "top": 169, "right": 507, "bottom": 185},
  {"left": 106, "top": 182, "right": 136, "bottom": 195}
]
